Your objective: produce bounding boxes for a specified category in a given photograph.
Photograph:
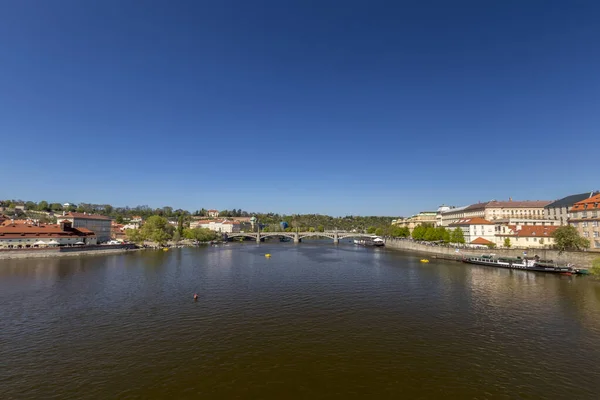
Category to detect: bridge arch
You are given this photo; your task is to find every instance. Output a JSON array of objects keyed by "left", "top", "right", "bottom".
[{"left": 298, "top": 232, "right": 335, "bottom": 240}]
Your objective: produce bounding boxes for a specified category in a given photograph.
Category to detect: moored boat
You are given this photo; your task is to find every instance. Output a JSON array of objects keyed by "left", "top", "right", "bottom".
[{"left": 462, "top": 254, "right": 582, "bottom": 274}]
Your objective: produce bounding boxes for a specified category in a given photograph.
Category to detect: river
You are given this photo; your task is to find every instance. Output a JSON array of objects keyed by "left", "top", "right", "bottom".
[{"left": 2, "top": 242, "right": 600, "bottom": 399}]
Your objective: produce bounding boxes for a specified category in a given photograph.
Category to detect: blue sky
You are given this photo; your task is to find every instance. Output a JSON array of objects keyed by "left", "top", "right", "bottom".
[{"left": 1, "top": 0, "right": 598, "bottom": 216}]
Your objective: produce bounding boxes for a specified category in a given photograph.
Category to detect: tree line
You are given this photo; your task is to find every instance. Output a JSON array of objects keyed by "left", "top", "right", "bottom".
[{"left": 125, "top": 216, "right": 218, "bottom": 245}]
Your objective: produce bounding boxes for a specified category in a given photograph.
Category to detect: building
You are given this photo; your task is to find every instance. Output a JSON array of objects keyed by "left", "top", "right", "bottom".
[
  {"left": 0, "top": 220, "right": 97, "bottom": 248},
  {"left": 190, "top": 219, "right": 241, "bottom": 233},
  {"left": 483, "top": 200, "right": 551, "bottom": 221},
  {"left": 394, "top": 211, "right": 437, "bottom": 232},
  {"left": 438, "top": 203, "right": 487, "bottom": 227},
  {"left": 569, "top": 193, "right": 600, "bottom": 249},
  {"left": 56, "top": 212, "right": 112, "bottom": 242},
  {"left": 448, "top": 217, "right": 495, "bottom": 246},
  {"left": 207, "top": 209, "right": 219, "bottom": 218},
  {"left": 495, "top": 225, "right": 558, "bottom": 248},
  {"left": 545, "top": 192, "right": 598, "bottom": 225}
]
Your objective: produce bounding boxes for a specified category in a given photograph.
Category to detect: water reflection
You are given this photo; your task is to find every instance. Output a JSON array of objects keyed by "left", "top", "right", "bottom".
[{"left": 2, "top": 245, "right": 600, "bottom": 399}]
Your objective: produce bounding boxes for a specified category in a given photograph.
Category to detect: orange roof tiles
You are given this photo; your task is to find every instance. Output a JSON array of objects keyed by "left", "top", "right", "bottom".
[
  {"left": 498, "top": 225, "right": 558, "bottom": 237},
  {"left": 0, "top": 223, "right": 96, "bottom": 239},
  {"left": 470, "top": 237, "right": 494, "bottom": 245},
  {"left": 450, "top": 217, "right": 493, "bottom": 226},
  {"left": 487, "top": 200, "right": 551, "bottom": 208},
  {"left": 570, "top": 193, "right": 600, "bottom": 212}
]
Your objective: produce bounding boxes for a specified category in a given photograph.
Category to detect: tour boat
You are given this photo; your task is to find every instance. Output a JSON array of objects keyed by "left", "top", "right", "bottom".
[
  {"left": 354, "top": 236, "right": 384, "bottom": 247},
  {"left": 462, "top": 254, "right": 582, "bottom": 274}
]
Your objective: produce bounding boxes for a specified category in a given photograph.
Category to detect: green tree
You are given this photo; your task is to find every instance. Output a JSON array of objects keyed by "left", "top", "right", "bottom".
[
  {"left": 126, "top": 229, "right": 144, "bottom": 243},
  {"left": 50, "top": 203, "right": 63, "bottom": 212},
  {"left": 309, "top": 227, "right": 316, "bottom": 232},
  {"left": 104, "top": 205, "right": 113, "bottom": 215},
  {"left": 553, "top": 225, "right": 590, "bottom": 252},
  {"left": 442, "top": 229, "right": 451, "bottom": 243},
  {"left": 367, "top": 226, "right": 377, "bottom": 234},
  {"left": 25, "top": 201, "right": 37, "bottom": 210},
  {"left": 140, "top": 216, "right": 173, "bottom": 245},
  {"left": 451, "top": 228, "right": 465, "bottom": 244},
  {"left": 503, "top": 238, "right": 512, "bottom": 248},
  {"left": 317, "top": 225, "right": 325, "bottom": 232},
  {"left": 375, "top": 227, "right": 384, "bottom": 236},
  {"left": 8, "top": 202, "right": 16, "bottom": 209},
  {"left": 177, "top": 215, "right": 184, "bottom": 235},
  {"left": 183, "top": 227, "right": 218, "bottom": 242},
  {"left": 115, "top": 215, "right": 124, "bottom": 224},
  {"left": 172, "top": 231, "right": 181, "bottom": 243},
  {"left": 37, "top": 201, "right": 49, "bottom": 211}
]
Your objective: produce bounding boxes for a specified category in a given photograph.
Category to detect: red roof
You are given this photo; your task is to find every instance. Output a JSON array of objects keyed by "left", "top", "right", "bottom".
[
  {"left": 497, "top": 225, "right": 558, "bottom": 237},
  {"left": 570, "top": 193, "right": 600, "bottom": 212},
  {"left": 58, "top": 212, "right": 111, "bottom": 220},
  {"left": 0, "top": 223, "right": 96, "bottom": 239},
  {"left": 470, "top": 237, "right": 494, "bottom": 245},
  {"left": 450, "top": 217, "right": 493, "bottom": 226}
]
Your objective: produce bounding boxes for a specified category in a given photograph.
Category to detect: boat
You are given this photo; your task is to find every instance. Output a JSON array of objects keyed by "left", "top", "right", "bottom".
[
  {"left": 462, "top": 254, "right": 582, "bottom": 274},
  {"left": 420, "top": 259, "right": 430, "bottom": 263},
  {"left": 354, "top": 236, "right": 385, "bottom": 247},
  {"left": 265, "top": 253, "right": 271, "bottom": 258}
]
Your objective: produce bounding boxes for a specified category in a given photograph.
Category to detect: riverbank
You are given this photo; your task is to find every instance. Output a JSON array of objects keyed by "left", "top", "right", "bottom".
[
  {"left": 384, "top": 238, "right": 599, "bottom": 269},
  {"left": 0, "top": 244, "right": 140, "bottom": 260}
]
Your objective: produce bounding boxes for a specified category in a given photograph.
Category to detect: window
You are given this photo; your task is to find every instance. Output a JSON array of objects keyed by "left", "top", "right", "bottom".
[
  {"left": 594, "top": 232, "right": 599, "bottom": 238},
  {"left": 594, "top": 221, "right": 599, "bottom": 227},
  {"left": 571, "top": 222, "right": 578, "bottom": 227},
  {"left": 584, "top": 232, "right": 589, "bottom": 237},
  {"left": 583, "top": 222, "right": 588, "bottom": 227}
]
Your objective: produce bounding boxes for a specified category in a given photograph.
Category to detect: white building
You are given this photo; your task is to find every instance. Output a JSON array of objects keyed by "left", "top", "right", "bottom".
[
  {"left": 190, "top": 219, "right": 240, "bottom": 233},
  {"left": 448, "top": 217, "right": 495, "bottom": 246},
  {"left": 56, "top": 212, "right": 112, "bottom": 242},
  {"left": 0, "top": 220, "right": 97, "bottom": 248}
]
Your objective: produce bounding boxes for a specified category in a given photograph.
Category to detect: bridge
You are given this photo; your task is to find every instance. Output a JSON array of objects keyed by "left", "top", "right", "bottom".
[{"left": 225, "top": 230, "right": 378, "bottom": 244}]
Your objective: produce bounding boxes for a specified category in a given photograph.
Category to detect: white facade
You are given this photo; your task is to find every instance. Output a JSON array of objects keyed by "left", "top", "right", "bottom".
[{"left": 191, "top": 219, "right": 240, "bottom": 233}]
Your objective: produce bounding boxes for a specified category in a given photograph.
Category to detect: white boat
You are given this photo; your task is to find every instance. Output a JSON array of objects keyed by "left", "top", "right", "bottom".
[{"left": 354, "top": 236, "right": 384, "bottom": 247}]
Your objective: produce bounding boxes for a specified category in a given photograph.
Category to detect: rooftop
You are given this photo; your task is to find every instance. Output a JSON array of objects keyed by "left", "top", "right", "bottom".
[
  {"left": 545, "top": 192, "right": 598, "bottom": 209},
  {"left": 58, "top": 212, "right": 111, "bottom": 220},
  {"left": 0, "top": 223, "right": 96, "bottom": 239},
  {"left": 498, "top": 225, "right": 558, "bottom": 237},
  {"left": 570, "top": 193, "right": 600, "bottom": 212},
  {"left": 470, "top": 237, "right": 494, "bottom": 245},
  {"left": 450, "top": 217, "right": 494, "bottom": 226}
]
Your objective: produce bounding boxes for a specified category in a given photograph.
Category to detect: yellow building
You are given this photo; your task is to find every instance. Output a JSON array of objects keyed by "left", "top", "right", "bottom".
[
  {"left": 394, "top": 211, "right": 437, "bottom": 232},
  {"left": 484, "top": 200, "right": 551, "bottom": 221}
]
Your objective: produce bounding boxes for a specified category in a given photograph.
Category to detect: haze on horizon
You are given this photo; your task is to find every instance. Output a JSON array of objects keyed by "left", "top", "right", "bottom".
[{"left": 1, "top": 1, "right": 598, "bottom": 216}]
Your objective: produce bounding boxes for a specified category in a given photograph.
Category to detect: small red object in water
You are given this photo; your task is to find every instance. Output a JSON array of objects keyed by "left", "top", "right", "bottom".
[{"left": 193, "top": 293, "right": 199, "bottom": 300}]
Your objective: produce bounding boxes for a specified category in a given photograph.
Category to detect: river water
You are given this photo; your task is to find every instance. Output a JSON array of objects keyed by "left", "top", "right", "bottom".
[{"left": 2, "top": 242, "right": 600, "bottom": 399}]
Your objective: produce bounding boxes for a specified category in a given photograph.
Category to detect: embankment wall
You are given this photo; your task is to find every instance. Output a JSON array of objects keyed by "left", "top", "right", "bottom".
[{"left": 384, "top": 238, "right": 599, "bottom": 268}]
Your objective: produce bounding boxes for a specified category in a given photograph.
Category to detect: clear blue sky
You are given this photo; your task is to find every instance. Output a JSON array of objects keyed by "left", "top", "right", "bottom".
[{"left": 1, "top": 0, "right": 598, "bottom": 216}]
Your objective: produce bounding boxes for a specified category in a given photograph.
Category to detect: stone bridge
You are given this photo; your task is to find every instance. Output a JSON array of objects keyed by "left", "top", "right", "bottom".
[{"left": 225, "top": 231, "right": 378, "bottom": 244}]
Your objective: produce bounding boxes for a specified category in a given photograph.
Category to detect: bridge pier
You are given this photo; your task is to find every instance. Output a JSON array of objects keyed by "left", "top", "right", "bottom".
[
  {"left": 333, "top": 232, "right": 339, "bottom": 245},
  {"left": 293, "top": 232, "right": 300, "bottom": 244},
  {"left": 256, "top": 232, "right": 261, "bottom": 243}
]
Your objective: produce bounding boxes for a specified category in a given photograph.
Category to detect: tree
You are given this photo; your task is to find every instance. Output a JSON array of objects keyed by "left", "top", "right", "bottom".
[
  {"left": 177, "top": 215, "right": 184, "bottom": 235},
  {"left": 317, "top": 225, "right": 325, "bottom": 232},
  {"left": 8, "top": 202, "right": 16, "bottom": 209},
  {"left": 115, "top": 215, "right": 124, "bottom": 224},
  {"left": 367, "top": 226, "right": 377, "bottom": 234},
  {"left": 183, "top": 227, "right": 217, "bottom": 242},
  {"left": 503, "top": 238, "right": 512, "bottom": 248},
  {"left": 25, "top": 201, "right": 37, "bottom": 210},
  {"left": 50, "top": 203, "right": 63, "bottom": 212},
  {"left": 140, "top": 216, "right": 173, "bottom": 245},
  {"left": 126, "top": 229, "right": 144, "bottom": 243},
  {"left": 37, "top": 201, "right": 49, "bottom": 211},
  {"left": 553, "top": 226, "right": 590, "bottom": 252},
  {"left": 309, "top": 227, "right": 316, "bottom": 232},
  {"left": 451, "top": 228, "right": 465, "bottom": 244},
  {"left": 104, "top": 205, "right": 113, "bottom": 215},
  {"left": 172, "top": 231, "right": 181, "bottom": 243},
  {"left": 375, "top": 227, "right": 384, "bottom": 236},
  {"left": 412, "top": 225, "right": 427, "bottom": 240}
]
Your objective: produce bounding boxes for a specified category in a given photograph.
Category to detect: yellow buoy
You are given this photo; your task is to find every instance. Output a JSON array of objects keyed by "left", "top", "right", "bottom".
[
  {"left": 420, "top": 259, "right": 429, "bottom": 263},
  {"left": 163, "top": 248, "right": 169, "bottom": 251},
  {"left": 265, "top": 253, "right": 271, "bottom": 258}
]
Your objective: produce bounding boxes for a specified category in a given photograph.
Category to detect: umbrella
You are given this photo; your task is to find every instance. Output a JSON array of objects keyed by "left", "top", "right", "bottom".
[
  {"left": 74, "top": 241, "right": 85, "bottom": 245},
  {"left": 48, "top": 240, "right": 60, "bottom": 246},
  {"left": 33, "top": 240, "right": 47, "bottom": 246}
]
